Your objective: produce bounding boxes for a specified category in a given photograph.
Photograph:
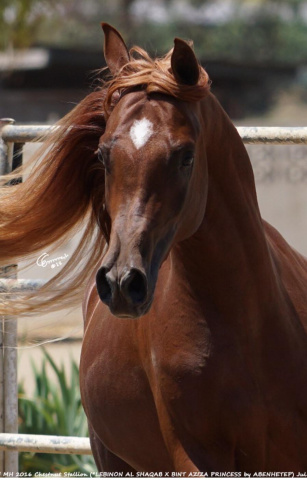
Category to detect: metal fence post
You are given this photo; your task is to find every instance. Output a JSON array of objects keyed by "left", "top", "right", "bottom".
[
  {"left": 0, "top": 118, "right": 19, "bottom": 476},
  {"left": 0, "top": 118, "right": 9, "bottom": 477}
]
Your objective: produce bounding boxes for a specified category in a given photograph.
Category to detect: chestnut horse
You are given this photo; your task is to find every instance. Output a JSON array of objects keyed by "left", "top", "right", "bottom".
[
  {"left": 80, "top": 25, "right": 307, "bottom": 474},
  {"left": 1, "top": 23, "right": 307, "bottom": 475}
]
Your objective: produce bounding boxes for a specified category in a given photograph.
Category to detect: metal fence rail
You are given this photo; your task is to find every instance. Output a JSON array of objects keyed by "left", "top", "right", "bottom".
[
  {"left": 0, "top": 434, "right": 91, "bottom": 455},
  {"left": 238, "top": 126, "right": 307, "bottom": 145},
  {"left": 1, "top": 121, "right": 307, "bottom": 474},
  {"left": 3, "top": 124, "right": 307, "bottom": 145},
  {"left": 1, "top": 125, "right": 53, "bottom": 144},
  {"left": 0, "top": 279, "right": 46, "bottom": 293}
]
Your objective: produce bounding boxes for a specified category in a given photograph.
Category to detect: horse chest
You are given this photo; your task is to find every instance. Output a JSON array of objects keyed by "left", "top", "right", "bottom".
[
  {"left": 81, "top": 312, "right": 175, "bottom": 470},
  {"left": 81, "top": 314, "right": 209, "bottom": 418},
  {"left": 81, "top": 296, "right": 269, "bottom": 471}
]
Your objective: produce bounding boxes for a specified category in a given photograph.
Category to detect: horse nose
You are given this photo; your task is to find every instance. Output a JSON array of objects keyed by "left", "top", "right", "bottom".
[
  {"left": 120, "top": 268, "right": 148, "bottom": 306},
  {"left": 96, "top": 266, "right": 148, "bottom": 308}
]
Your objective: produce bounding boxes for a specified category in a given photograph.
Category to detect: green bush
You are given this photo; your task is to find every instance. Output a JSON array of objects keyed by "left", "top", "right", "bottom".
[{"left": 18, "top": 348, "right": 96, "bottom": 476}]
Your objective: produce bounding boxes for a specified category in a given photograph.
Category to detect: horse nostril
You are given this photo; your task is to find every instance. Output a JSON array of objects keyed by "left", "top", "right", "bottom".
[
  {"left": 96, "top": 267, "right": 113, "bottom": 305},
  {"left": 121, "top": 269, "right": 148, "bottom": 306}
]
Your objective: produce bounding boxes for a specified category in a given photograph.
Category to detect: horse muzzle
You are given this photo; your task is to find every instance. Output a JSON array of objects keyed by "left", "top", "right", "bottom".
[{"left": 96, "top": 265, "right": 152, "bottom": 318}]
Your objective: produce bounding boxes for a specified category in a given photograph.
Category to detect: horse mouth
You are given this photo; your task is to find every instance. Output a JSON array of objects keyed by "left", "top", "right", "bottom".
[{"left": 107, "top": 296, "right": 153, "bottom": 319}]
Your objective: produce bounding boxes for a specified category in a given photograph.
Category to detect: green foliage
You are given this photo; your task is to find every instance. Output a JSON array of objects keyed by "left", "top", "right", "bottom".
[
  {"left": 18, "top": 348, "right": 96, "bottom": 475},
  {"left": 0, "top": 0, "right": 120, "bottom": 50},
  {"left": 0, "top": 0, "right": 57, "bottom": 49}
]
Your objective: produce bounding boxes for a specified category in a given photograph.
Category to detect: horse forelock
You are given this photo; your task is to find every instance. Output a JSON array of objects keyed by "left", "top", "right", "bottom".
[{"left": 101, "top": 46, "right": 211, "bottom": 116}]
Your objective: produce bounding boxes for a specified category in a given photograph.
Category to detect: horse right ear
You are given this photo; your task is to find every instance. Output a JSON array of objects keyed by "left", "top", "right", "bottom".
[
  {"left": 171, "top": 38, "right": 200, "bottom": 86},
  {"left": 101, "top": 23, "right": 130, "bottom": 76}
]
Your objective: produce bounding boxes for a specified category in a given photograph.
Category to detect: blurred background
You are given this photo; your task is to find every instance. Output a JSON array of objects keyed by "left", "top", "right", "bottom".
[
  {"left": 1, "top": 0, "right": 307, "bottom": 389},
  {"left": 1, "top": 0, "right": 307, "bottom": 123},
  {"left": 2, "top": 0, "right": 306, "bottom": 260}
]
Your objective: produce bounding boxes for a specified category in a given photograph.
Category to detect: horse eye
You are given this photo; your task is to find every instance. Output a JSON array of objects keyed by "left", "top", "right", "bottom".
[{"left": 181, "top": 151, "right": 194, "bottom": 168}]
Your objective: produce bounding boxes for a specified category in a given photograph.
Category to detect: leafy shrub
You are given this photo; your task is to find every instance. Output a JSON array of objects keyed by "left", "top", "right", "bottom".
[{"left": 18, "top": 348, "right": 96, "bottom": 475}]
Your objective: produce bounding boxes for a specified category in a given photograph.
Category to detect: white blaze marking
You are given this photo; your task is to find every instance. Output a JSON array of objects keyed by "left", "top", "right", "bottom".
[{"left": 130, "top": 118, "right": 154, "bottom": 150}]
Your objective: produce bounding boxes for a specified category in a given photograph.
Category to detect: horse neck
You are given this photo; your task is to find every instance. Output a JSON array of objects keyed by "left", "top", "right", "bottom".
[{"left": 173, "top": 93, "right": 283, "bottom": 333}]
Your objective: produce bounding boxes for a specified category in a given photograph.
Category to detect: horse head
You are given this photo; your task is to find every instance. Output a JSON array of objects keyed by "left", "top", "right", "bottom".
[{"left": 96, "top": 24, "right": 209, "bottom": 318}]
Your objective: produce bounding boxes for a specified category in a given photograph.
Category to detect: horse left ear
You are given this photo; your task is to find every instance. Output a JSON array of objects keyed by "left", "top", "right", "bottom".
[
  {"left": 171, "top": 38, "right": 200, "bottom": 86},
  {"left": 101, "top": 23, "right": 130, "bottom": 76}
]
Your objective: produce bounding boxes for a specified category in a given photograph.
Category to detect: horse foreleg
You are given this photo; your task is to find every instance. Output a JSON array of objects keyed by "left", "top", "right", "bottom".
[{"left": 88, "top": 424, "right": 137, "bottom": 475}]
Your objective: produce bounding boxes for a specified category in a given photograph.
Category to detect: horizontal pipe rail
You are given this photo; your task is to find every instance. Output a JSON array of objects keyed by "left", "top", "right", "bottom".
[
  {"left": 2, "top": 124, "right": 307, "bottom": 145},
  {"left": 1, "top": 125, "right": 54, "bottom": 143},
  {"left": 0, "top": 279, "right": 45, "bottom": 293},
  {"left": 0, "top": 433, "right": 91, "bottom": 455},
  {"left": 237, "top": 126, "right": 307, "bottom": 145}
]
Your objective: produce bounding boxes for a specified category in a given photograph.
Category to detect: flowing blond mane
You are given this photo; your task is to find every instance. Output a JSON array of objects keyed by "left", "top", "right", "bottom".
[{"left": 0, "top": 44, "right": 210, "bottom": 316}]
